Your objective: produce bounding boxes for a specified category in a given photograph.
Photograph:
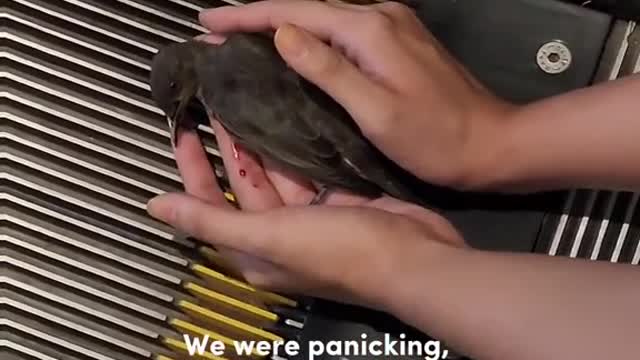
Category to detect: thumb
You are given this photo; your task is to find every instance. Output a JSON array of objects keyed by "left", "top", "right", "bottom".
[
  {"left": 273, "top": 23, "right": 390, "bottom": 123},
  {"left": 147, "top": 192, "right": 297, "bottom": 262},
  {"left": 148, "top": 193, "right": 263, "bottom": 252}
]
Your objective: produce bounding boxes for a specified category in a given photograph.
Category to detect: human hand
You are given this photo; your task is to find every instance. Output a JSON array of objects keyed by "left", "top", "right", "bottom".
[
  {"left": 147, "top": 114, "right": 466, "bottom": 311},
  {"left": 197, "top": 0, "right": 516, "bottom": 190}
]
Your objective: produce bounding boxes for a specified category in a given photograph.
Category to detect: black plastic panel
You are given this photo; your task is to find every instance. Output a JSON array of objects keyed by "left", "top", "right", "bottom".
[{"left": 416, "top": 0, "right": 612, "bottom": 103}]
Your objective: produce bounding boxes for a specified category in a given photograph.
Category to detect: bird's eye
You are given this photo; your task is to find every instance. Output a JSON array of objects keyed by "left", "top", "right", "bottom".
[{"left": 169, "top": 81, "right": 176, "bottom": 89}]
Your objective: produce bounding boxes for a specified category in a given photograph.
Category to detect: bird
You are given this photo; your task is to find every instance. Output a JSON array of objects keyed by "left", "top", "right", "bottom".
[{"left": 149, "top": 32, "right": 445, "bottom": 206}]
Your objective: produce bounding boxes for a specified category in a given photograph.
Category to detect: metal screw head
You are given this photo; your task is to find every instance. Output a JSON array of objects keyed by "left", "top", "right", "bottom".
[{"left": 537, "top": 41, "right": 572, "bottom": 74}]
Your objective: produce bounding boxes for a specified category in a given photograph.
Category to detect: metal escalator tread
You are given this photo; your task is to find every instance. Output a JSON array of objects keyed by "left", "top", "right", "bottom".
[{"left": 1, "top": 0, "right": 302, "bottom": 359}]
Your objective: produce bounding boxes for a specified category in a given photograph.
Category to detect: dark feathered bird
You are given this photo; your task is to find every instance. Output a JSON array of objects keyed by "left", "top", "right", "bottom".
[{"left": 149, "top": 33, "right": 439, "bottom": 205}]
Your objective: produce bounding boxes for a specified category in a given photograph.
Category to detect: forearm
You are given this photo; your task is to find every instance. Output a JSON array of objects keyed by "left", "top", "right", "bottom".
[
  {"left": 386, "top": 245, "right": 639, "bottom": 360},
  {"left": 472, "top": 74, "right": 640, "bottom": 192}
]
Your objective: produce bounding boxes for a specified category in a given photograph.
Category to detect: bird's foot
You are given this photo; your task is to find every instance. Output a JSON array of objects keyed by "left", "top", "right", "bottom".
[
  {"left": 172, "top": 230, "right": 192, "bottom": 243},
  {"left": 309, "top": 186, "right": 331, "bottom": 205}
]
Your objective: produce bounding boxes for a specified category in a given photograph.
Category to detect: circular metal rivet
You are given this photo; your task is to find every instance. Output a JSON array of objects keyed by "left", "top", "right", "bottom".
[{"left": 536, "top": 41, "right": 572, "bottom": 74}]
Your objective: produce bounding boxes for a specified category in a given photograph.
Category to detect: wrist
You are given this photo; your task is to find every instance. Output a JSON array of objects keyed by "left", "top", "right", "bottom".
[
  {"left": 375, "top": 238, "right": 466, "bottom": 319},
  {"left": 456, "top": 97, "right": 522, "bottom": 192},
  {"left": 380, "top": 243, "right": 486, "bottom": 356}
]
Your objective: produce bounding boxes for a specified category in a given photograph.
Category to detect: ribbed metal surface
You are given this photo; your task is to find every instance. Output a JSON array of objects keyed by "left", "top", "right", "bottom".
[
  {"left": 1, "top": 1, "right": 302, "bottom": 359},
  {"left": 536, "top": 21, "right": 640, "bottom": 265}
]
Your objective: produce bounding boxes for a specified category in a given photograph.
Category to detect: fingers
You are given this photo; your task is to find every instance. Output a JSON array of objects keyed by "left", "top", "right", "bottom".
[
  {"left": 261, "top": 158, "right": 316, "bottom": 205},
  {"left": 198, "top": 0, "right": 349, "bottom": 41},
  {"left": 261, "top": 155, "right": 371, "bottom": 207},
  {"left": 147, "top": 192, "right": 282, "bottom": 258},
  {"left": 173, "top": 130, "right": 256, "bottom": 273},
  {"left": 227, "top": 251, "right": 295, "bottom": 289},
  {"left": 147, "top": 191, "right": 329, "bottom": 263},
  {"left": 273, "top": 23, "right": 392, "bottom": 124},
  {"left": 211, "top": 120, "right": 283, "bottom": 210},
  {"left": 173, "top": 131, "right": 228, "bottom": 206},
  {"left": 329, "top": 1, "right": 423, "bottom": 34},
  {"left": 147, "top": 192, "right": 370, "bottom": 274},
  {"left": 366, "top": 196, "right": 466, "bottom": 247},
  {"left": 194, "top": 32, "right": 227, "bottom": 44},
  {"left": 147, "top": 192, "right": 407, "bottom": 291},
  {"left": 199, "top": 1, "right": 414, "bottom": 128},
  {"left": 323, "top": 189, "right": 368, "bottom": 206},
  {"left": 371, "top": 1, "right": 425, "bottom": 34}
]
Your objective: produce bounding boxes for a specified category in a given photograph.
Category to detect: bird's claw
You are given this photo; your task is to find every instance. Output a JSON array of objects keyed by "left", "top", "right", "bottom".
[
  {"left": 309, "top": 186, "right": 331, "bottom": 205},
  {"left": 167, "top": 116, "right": 181, "bottom": 148}
]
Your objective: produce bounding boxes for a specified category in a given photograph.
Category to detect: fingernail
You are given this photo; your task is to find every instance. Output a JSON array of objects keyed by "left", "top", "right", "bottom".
[
  {"left": 198, "top": 7, "right": 220, "bottom": 17},
  {"left": 146, "top": 195, "right": 162, "bottom": 216},
  {"left": 198, "top": 5, "right": 235, "bottom": 20},
  {"left": 198, "top": 8, "right": 213, "bottom": 22},
  {"left": 275, "top": 24, "right": 309, "bottom": 59},
  {"left": 147, "top": 194, "right": 176, "bottom": 222},
  {"left": 195, "top": 33, "right": 227, "bottom": 45}
]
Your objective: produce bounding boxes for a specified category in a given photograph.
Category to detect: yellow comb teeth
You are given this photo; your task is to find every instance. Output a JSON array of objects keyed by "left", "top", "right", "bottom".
[
  {"left": 155, "top": 356, "right": 176, "bottom": 360},
  {"left": 178, "top": 300, "right": 284, "bottom": 342},
  {"left": 170, "top": 318, "right": 237, "bottom": 348},
  {"left": 184, "top": 282, "right": 278, "bottom": 326},
  {"left": 198, "top": 246, "right": 246, "bottom": 280},
  {"left": 190, "top": 263, "right": 298, "bottom": 308},
  {"left": 154, "top": 233, "right": 302, "bottom": 360},
  {"left": 170, "top": 318, "right": 262, "bottom": 357},
  {"left": 163, "top": 337, "right": 230, "bottom": 360}
]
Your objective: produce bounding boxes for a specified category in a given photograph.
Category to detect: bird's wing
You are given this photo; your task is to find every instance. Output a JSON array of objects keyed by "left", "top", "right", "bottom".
[
  {"left": 195, "top": 33, "right": 411, "bottom": 197},
  {"left": 209, "top": 65, "right": 382, "bottom": 194}
]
